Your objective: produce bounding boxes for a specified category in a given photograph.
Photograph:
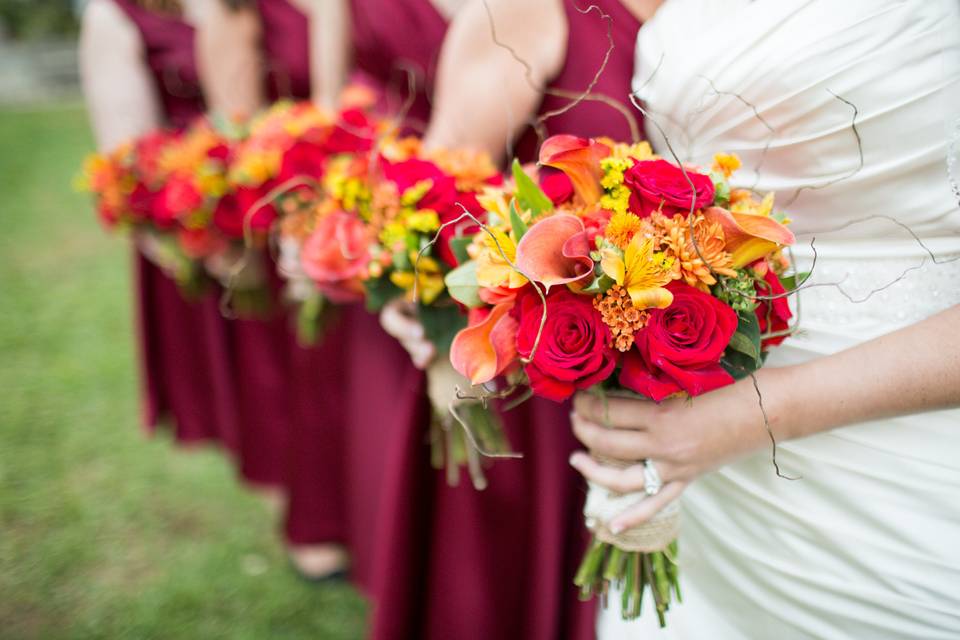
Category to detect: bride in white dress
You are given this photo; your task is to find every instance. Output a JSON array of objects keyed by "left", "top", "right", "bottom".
[{"left": 566, "top": 0, "right": 960, "bottom": 637}]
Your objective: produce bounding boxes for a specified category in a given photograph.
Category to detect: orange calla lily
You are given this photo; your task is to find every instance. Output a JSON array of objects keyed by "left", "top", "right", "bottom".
[
  {"left": 450, "top": 303, "right": 519, "bottom": 385},
  {"left": 515, "top": 214, "right": 594, "bottom": 289},
  {"left": 701, "top": 206, "right": 795, "bottom": 268},
  {"left": 538, "top": 134, "right": 610, "bottom": 206}
]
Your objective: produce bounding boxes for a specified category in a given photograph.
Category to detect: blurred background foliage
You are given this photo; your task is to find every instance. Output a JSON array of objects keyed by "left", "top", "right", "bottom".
[
  {"left": 0, "top": 0, "right": 80, "bottom": 40},
  {"left": 0, "top": 102, "right": 367, "bottom": 639}
]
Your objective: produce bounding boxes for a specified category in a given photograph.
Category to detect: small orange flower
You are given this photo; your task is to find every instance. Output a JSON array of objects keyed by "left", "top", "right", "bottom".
[
  {"left": 712, "top": 153, "right": 741, "bottom": 179},
  {"left": 657, "top": 213, "right": 737, "bottom": 291},
  {"left": 594, "top": 285, "right": 650, "bottom": 352}
]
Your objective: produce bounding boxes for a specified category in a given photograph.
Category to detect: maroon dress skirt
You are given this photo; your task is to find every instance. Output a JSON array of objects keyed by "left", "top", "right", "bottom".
[
  {"left": 112, "top": 0, "right": 243, "bottom": 453},
  {"left": 348, "top": 1, "right": 642, "bottom": 637},
  {"left": 254, "top": 0, "right": 350, "bottom": 545}
]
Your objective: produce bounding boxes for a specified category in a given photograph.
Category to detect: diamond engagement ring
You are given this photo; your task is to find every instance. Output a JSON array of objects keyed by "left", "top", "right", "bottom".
[{"left": 643, "top": 459, "right": 662, "bottom": 496}]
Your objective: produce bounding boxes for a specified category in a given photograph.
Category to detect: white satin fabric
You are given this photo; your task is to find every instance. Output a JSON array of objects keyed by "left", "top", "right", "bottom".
[{"left": 600, "top": 1, "right": 960, "bottom": 638}]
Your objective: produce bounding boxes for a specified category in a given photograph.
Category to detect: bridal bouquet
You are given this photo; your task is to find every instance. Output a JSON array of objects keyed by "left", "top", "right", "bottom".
[{"left": 446, "top": 134, "right": 797, "bottom": 622}]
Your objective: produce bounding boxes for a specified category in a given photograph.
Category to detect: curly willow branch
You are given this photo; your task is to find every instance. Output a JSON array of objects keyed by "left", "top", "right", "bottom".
[
  {"left": 748, "top": 372, "right": 799, "bottom": 481},
  {"left": 448, "top": 397, "right": 523, "bottom": 461},
  {"left": 412, "top": 202, "right": 550, "bottom": 366},
  {"left": 696, "top": 75, "right": 776, "bottom": 189},
  {"left": 629, "top": 90, "right": 955, "bottom": 311},
  {"left": 479, "top": 0, "right": 639, "bottom": 147},
  {"left": 783, "top": 90, "right": 864, "bottom": 207}
]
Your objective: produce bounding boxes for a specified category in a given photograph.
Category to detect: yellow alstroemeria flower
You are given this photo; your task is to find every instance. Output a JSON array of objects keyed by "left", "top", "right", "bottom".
[
  {"left": 405, "top": 209, "right": 441, "bottom": 233},
  {"left": 600, "top": 235, "right": 674, "bottom": 309},
  {"left": 390, "top": 254, "right": 445, "bottom": 304},
  {"left": 473, "top": 227, "right": 527, "bottom": 290},
  {"left": 379, "top": 220, "right": 408, "bottom": 249}
]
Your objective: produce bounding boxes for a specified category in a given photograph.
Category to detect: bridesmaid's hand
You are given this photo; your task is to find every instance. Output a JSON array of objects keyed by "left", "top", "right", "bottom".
[
  {"left": 569, "top": 378, "right": 775, "bottom": 532},
  {"left": 380, "top": 299, "right": 436, "bottom": 369}
]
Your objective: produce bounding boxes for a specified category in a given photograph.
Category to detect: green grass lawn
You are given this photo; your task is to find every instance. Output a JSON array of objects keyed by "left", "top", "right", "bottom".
[{"left": 0, "top": 105, "right": 367, "bottom": 639}]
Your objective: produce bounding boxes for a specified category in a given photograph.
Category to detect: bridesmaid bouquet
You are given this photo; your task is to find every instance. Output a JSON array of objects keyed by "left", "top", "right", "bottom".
[
  {"left": 281, "top": 131, "right": 510, "bottom": 486},
  {"left": 227, "top": 98, "right": 380, "bottom": 332},
  {"left": 446, "top": 134, "right": 797, "bottom": 623},
  {"left": 80, "top": 122, "right": 246, "bottom": 301}
]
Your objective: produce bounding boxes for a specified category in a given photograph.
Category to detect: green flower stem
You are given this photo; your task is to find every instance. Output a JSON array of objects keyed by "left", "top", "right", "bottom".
[
  {"left": 428, "top": 403, "right": 507, "bottom": 489},
  {"left": 574, "top": 537, "right": 680, "bottom": 625}
]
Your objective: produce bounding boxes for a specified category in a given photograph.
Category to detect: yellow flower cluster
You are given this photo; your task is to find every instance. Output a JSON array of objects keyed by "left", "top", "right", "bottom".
[
  {"left": 390, "top": 253, "right": 445, "bottom": 305},
  {"left": 599, "top": 156, "right": 634, "bottom": 216}
]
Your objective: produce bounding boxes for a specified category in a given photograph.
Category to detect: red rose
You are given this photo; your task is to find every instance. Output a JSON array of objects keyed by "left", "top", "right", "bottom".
[
  {"left": 322, "top": 108, "right": 376, "bottom": 155},
  {"left": 540, "top": 171, "right": 574, "bottom": 205},
  {"left": 300, "top": 210, "right": 370, "bottom": 303},
  {"left": 754, "top": 263, "right": 792, "bottom": 348},
  {"left": 206, "top": 142, "right": 231, "bottom": 163},
  {"left": 213, "top": 185, "right": 277, "bottom": 239},
  {"left": 127, "top": 182, "right": 156, "bottom": 222},
  {"left": 620, "top": 281, "right": 737, "bottom": 401},
  {"left": 154, "top": 175, "right": 202, "bottom": 227},
  {"left": 276, "top": 140, "right": 327, "bottom": 184},
  {"left": 380, "top": 156, "right": 483, "bottom": 267},
  {"left": 624, "top": 159, "right": 715, "bottom": 218},
  {"left": 514, "top": 286, "right": 618, "bottom": 401}
]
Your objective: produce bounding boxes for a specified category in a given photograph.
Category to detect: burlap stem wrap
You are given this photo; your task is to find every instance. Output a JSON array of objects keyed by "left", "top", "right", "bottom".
[{"left": 583, "top": 455, "right": 680, "bottom": 552}]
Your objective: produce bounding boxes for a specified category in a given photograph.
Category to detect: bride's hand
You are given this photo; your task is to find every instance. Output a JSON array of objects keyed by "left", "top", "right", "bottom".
[
  {"left": 379, "top": 299, "right": 436, "bottom": 369},
  {"left": 568, "top": 377, "right": 775, "bottom": 532}
]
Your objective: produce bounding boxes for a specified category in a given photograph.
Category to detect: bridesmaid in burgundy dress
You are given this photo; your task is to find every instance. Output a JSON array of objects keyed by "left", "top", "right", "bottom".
[
  {"left": 197, "top": 0, "right": 352, "bottom": 577},
  {"left": 80, "top": 0, "right": 242, "bottom": 454},
  {"left": 345, "top": 1, "right": 642, "bottom": 637}
]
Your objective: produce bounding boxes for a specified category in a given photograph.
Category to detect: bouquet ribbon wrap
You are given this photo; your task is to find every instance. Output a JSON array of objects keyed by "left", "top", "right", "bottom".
[{"left": 583, "top": 457, "right": 680, "bottom": 552}]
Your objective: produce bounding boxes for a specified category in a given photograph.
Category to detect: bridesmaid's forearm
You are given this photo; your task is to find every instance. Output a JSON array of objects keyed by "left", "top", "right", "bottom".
[
  {"left": 424, "top": 0, "right": 567, "bottom": 160},
  {"left": 763, "top": 305, "right": 960, "bottom": 442}
]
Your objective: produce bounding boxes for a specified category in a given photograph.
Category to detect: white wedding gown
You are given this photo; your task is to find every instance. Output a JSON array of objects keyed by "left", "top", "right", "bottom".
[{"left": 599, "top": 0, "right": 960, "bottom": 638}]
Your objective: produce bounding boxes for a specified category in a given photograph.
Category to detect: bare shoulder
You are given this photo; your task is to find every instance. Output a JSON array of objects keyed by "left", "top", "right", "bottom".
[{"left": 80, "top": 0, "right": 142, "bottom": 54}]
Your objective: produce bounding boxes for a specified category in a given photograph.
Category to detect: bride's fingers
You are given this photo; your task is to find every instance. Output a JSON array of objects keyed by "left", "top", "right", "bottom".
[
  {"left": 608, "top": 481, "right": 687, "bottom": 534},
  {"left": 573, "top": 392, "right": 655, "bottom": 431},
  {"left": 570, "top": 413, "right": 653, "bottom": 461},
  {"left": 569, "top": 452, "right": 670, "bottom": 494}
]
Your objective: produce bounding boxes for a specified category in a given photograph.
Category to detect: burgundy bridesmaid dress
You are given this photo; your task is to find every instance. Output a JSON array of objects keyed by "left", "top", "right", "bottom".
[
  {"left": 347, "top": 1, "right": 642, "bottom": 638},
  {"left": 254, "top": 0, "right": 349, "bottom": 547},
  {"left": 112, "top": 0, "right": 242, "bottom": 453}
]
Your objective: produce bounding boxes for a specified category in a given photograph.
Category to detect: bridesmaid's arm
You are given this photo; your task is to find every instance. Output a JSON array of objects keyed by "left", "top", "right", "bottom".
[
  {"left": 79, "top": 0, "right": 163, "bottom": 150},
  {"left": 422, "top": 0, "right": 567, "bottom": 161},
  {"left": 570, "top": 304, "right": 960, "bottom": 531},
  {"left": 298, "top": 0, "right": 351, "bottom": 108},
  {"left": 195, "top": 0, "right": 266, "bottom": 117}
]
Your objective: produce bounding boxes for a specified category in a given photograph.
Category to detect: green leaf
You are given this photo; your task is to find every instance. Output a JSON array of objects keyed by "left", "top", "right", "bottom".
[
  {"left": 581, "top": 272, "right": 614, "bottom": 295},
  {"left": 444, "top": 260, "right": 484, "bottom": 308},
  {"left": 512, "top": 158, "right": 553, "bottom": 216},
  {"left": 449, "top": 236, "right": 473, "bottom": 265},
  {"left": 364, "top": 276, "right": 403, "bottom": 312},
  {"left": 721, "top": 350, "right": 761, "bottom": 380},
  {"left": 418, "top": 303, "right": 468, "bottom": 354},
  {"left": 778, "top": 271, "right": 809, "bottom": 293},
  {"left": 710, "top": 171, "right": 730, "bottom": 208},
  {"left": 509, "top": 199, "right": 528, "bottom": 241},
  {"left": 725, "top": 310, "right": 762, "bottom": 369},
  {"left": 727, "top": 331, "right": 759, "bottom": 360}
]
